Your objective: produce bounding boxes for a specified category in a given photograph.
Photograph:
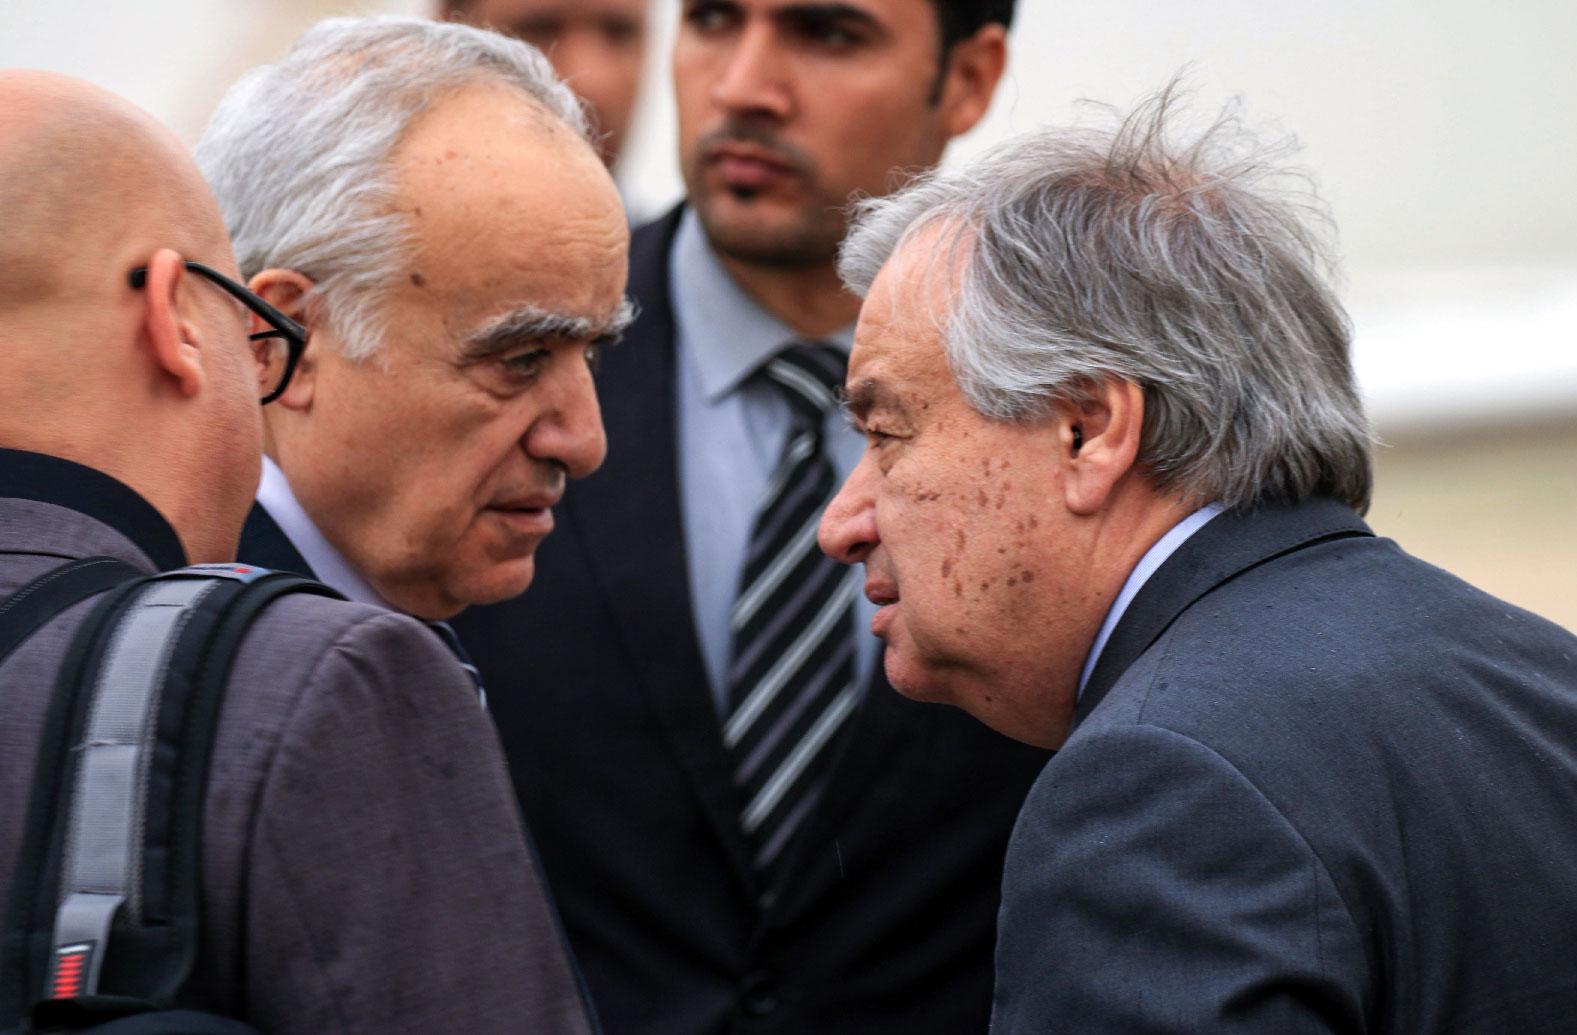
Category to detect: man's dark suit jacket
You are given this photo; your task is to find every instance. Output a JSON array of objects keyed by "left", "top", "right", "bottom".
[
  {"left": 451, "top": 210, "right": 1050, "bottom": 1034},
  {"left": 993, "top": 496, "right": 1577, "bottom": 1032},
  {"left": 1, "top": 450, "right": 594, "bottom": 1035}
]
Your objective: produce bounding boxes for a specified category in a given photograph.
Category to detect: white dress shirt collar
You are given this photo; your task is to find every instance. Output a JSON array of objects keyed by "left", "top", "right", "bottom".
[
  {"left": 1077, "top": 502, "right": 1227, "bottom": 697},
  {"left": 255, "top": 456, "right": 392, "bottom": 610}
]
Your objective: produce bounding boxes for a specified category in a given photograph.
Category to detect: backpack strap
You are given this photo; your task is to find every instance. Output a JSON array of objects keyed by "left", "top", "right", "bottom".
[
  {"left": 0, "top": 557, "right": 141, "bottom": 672},
  {"left": 1, "top": 570, "right": 150, "bottom": 1028},
  {"left": 3, "top": 563, "right": 340, "bottom": 1031}
]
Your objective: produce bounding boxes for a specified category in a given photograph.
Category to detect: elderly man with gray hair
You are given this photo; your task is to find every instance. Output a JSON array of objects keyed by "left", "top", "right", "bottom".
[
  {"left": 186, "top": 14, "right": 620, "bottom": 1032},
  {"left": 199, "top": 16, "right": 626, "bottom": 629},
  {"left": 819, "top": 88, "right": 1577, "bottom": 1032}
]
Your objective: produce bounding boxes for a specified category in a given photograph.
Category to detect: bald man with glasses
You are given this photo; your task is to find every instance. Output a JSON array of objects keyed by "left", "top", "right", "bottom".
[{"left": 0, "top": 70, "right": 593, "bottom": 1034}]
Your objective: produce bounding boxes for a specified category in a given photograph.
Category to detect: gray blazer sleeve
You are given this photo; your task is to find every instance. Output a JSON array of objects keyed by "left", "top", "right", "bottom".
[
  {"left": 236, "top": 610, "right": 593, "bottom": 1035},
  {"left": 993, "top": 723, "right": 1368, "bottom": 1033}
]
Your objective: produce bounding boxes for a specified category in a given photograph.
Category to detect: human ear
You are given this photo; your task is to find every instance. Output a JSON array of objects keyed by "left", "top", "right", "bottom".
[
  {"left": 1059, "top": 379, "right": 1145, "bottom": 516},
  {"left": 936, "top": 24, "right": 1008, "bottom": 140},
  {"left": 248, "top": 268, "right": 318, "bottom": 411},
  {"left": 140, "top": 248, "right": 205, "bottom": 398}
]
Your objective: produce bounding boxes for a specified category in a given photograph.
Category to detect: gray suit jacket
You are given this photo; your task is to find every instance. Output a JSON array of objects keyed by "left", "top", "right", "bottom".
[
  {"left": 0, "top": 450, "right": 593, "bottom": 1034},
  {"left": 993, "top": 497, "right": 1577, "bottom": 1033}
]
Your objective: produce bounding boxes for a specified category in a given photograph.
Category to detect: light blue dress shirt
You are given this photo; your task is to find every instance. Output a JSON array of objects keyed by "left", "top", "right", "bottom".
[{"left": 670, "top": 210, "right": 878, "bottom": 712}]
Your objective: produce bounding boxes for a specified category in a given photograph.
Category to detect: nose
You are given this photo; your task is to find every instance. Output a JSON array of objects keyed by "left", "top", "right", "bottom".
[
  {"left": 709, "top": 20, "right": 792, "bottom": 121},
  {"left": 553, "top": 31, "right": 623, "bottom": 135},
  {"left": 819, "top": 455, "right": 878, "bottom": 565},
  {"left": 528, "top": 350, "right": 608, "bottom": 479}
]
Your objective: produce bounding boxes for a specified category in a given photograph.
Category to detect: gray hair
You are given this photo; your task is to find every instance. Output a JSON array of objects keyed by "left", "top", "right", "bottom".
[
  {"left": 839, "top": 85, "right": 1373, "bottom": 513},
  {"left": 196, "top": 15, "right": 589, "bottom": 361}
]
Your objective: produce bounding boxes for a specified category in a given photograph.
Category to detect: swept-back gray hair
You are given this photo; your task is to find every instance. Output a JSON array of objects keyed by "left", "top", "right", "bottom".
[
  {"left": 196, "top": 15, "right": 589, "bottom": 361},
  {"left": 839, "top": 86, "right": 1373, "bottom": 513}
]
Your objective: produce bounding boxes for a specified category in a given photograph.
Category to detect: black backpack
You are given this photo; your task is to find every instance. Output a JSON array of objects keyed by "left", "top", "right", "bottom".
[{"left": 0, "top": 558, "right": 341, "bottom": 1034}]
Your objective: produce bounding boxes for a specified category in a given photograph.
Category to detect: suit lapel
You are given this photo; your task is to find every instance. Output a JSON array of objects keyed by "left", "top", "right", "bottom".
[
  {"left": 561, "top": 208, "right": 760, "bottom": 893},
  {"left": 1076, "top": 496, "right": 1373, "bottom": 724},
  {"left": 238, "top": 504, "right": 316, "bottom": 578}
]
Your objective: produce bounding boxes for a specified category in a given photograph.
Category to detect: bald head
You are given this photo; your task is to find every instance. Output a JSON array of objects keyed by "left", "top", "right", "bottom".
[
  {"left": 0, "top": 72, "right": 263, "bottom": 565},
  {"left": 0, "top": 71, "right": 227, "bottom": 310}
]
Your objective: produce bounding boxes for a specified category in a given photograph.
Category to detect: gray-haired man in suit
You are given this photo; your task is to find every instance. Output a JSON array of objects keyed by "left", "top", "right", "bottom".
[
  {"left": 819, "top": 87, "right": 1577, "bottom": 1032},
  {"left": 199, "top": 17, "right": 626, "bottom": 629},
  {"left": 0, "top": 70, "right": 593, "bottom": 1034}
]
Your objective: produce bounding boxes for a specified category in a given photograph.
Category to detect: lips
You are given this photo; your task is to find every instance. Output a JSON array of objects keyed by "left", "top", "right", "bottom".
[
  {"left": 705, "top": 142, "right": 798, "bottom": 191},
  {"left": 485, "top": 491, "right": 561, "bottom": 537},
  {"left": 492, "top": 490, "right": 561, "bottom": 512},
  {"left": 863, "top": 578, "right": 898, "bottom": 607},
  {"left": 864, "top": 577, "right": 899, "bottom": 638}
]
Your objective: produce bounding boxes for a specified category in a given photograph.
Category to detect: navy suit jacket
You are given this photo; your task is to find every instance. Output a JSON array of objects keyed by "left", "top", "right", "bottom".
[
  {"left": 237, "top": 506, "right": 311, "bottom": 578},
  {"left": 993, "top": 496, "right": 1577, "bottom": 1032},
  {"left": 452, "top": 210, "right": 1050, "bottom": 1034}
]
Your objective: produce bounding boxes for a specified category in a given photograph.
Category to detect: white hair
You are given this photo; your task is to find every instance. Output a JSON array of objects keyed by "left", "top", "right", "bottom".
[
  {"left": 839, "top": 84, "right": 1374, "bottom": 513},
  {"left": 196, "top": 15, "right": 589, "bottom": 361}
]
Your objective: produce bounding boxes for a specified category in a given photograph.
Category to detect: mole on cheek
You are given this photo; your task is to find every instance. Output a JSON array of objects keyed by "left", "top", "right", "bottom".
[{"left": 410, "top": 272, "right": 426, "bottom": 288}]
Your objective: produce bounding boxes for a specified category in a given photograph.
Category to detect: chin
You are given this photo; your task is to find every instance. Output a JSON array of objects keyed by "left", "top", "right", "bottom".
[
  {"left": 696, "top": 200, "right": 832, "bottom": 268},
  {"left": 456, "top": 557, "right": 537, "bottom": 608},
  {"left": 881, "top": 647, "right": 954, "bottom": 706}
]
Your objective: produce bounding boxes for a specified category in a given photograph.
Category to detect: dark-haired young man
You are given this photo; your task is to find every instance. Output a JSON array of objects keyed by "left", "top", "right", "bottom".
[{"left": 451, "top": 2, "right": 1043, "bottom": 1032}]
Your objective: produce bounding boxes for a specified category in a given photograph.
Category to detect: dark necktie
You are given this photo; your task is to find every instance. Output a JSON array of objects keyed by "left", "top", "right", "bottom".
[
  {"left": 427, "top": 619, "right": 489, "bottom": 710},
  {"left": 724, "top": 344, "right": 862, "bottom": 891}
]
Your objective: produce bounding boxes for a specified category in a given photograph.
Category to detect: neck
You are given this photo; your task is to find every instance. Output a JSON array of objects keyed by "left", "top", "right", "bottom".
[
  {"left": 0, "top": 418, "right": 244, "bottom": 565},
  {"left": 1083, "top": 483, "right": 1199, "bottom": 622},
  {"left": 714, "top": 253, "right": 861, "bottom": 339}
]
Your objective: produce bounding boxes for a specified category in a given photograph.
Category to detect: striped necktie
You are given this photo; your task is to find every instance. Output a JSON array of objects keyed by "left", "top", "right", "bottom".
[
  {"left": 725, "top": 344, "right": 862, "bottom": 892},
  {"left": 427, "top": 619, "right": 489, "bottom": 710}
]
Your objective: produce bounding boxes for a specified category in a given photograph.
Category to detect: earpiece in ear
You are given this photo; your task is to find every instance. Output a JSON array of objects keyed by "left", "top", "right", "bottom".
[{"left": 1071, "top": 426, "right": 1083, "bottom": 453}]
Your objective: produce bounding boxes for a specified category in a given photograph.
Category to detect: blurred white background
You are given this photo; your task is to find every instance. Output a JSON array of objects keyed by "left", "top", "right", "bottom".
[{"left": 6, "top": 0, "right": 1574, "bottom": 626}]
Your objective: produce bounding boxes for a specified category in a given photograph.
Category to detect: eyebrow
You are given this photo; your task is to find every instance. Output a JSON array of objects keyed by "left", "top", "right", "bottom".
[
  {"left": 462, "top": 297, "right": 638, "bottom": 359},
  {"left": 840, "top": 378, "right": 905, "bottom": 424},
  {"left": 777, "top": 3, "right": 884, "bottom": 33},
  {"left": 688, "top": 1, "right": 883, "bottom": 28}
]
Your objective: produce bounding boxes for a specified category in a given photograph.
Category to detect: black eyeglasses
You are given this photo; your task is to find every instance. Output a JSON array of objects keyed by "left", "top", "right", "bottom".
[{"left": 128, "top": 261, "right": 308, "bottom": 405}]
